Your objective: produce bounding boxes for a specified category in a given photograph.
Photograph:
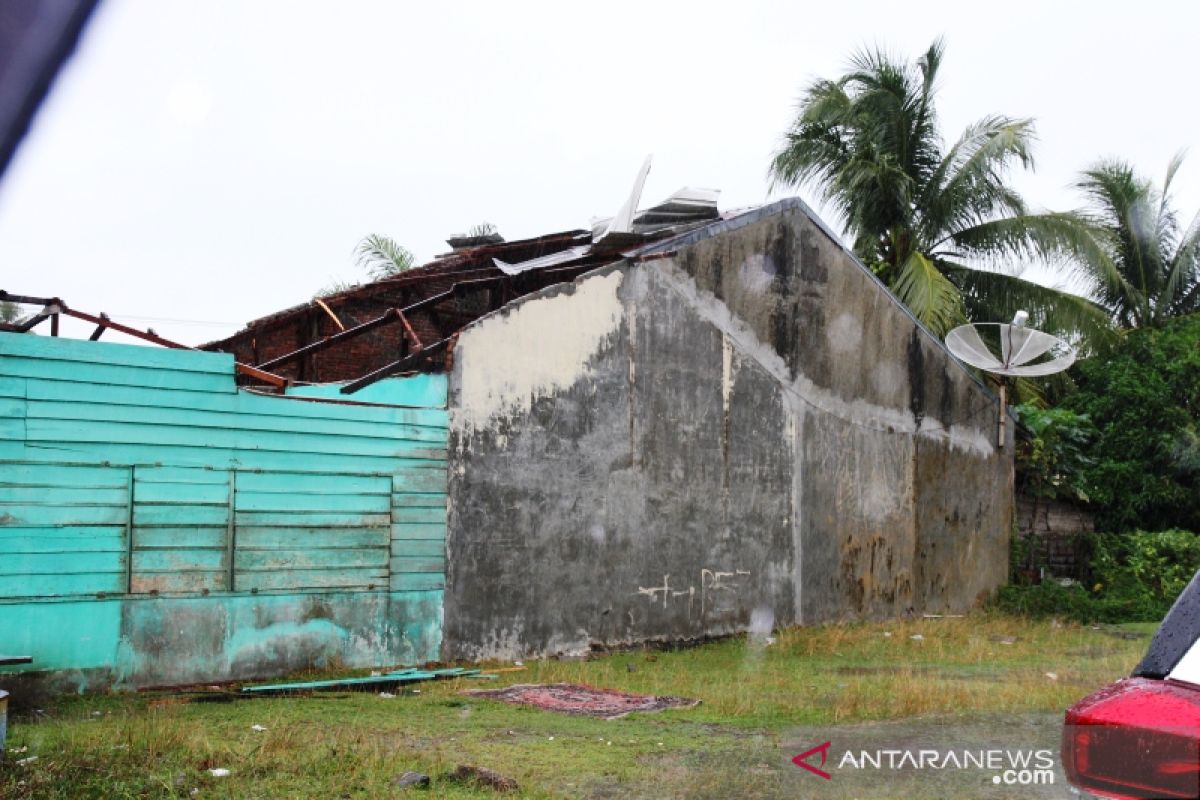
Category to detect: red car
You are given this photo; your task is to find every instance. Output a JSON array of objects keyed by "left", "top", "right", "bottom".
[{"left": 1063, "top": 574, "right": 1200, "bottom": 799}]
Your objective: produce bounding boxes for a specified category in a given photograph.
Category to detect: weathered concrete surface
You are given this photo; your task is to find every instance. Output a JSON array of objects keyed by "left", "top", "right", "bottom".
[{"left": 445, "top": 200, "right": 1012, "bottom": 660}]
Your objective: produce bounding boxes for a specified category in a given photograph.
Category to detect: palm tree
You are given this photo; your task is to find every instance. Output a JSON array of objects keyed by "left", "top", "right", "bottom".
[
  {"left": 354, "top": 233, "right": 417, "bottom": 281},
  {"left": 317, "top": 234, "right": 418, "bottom": 297},
  {"left": 1069, "top": 155, "right": 1200, "bottom": 328},
  {"left": 770, "top": 39, "right": 1108, "bottom": 339}
]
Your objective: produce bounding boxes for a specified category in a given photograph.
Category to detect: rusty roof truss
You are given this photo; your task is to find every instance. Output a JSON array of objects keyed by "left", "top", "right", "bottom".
[{"left": 0, "top": 291, "right": 290, "bottom": 390}]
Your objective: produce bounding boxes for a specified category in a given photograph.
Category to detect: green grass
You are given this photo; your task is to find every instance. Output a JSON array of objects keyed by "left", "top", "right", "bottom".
[{"left": 0, "top": 614, "right": 1152, "bottom": 798}]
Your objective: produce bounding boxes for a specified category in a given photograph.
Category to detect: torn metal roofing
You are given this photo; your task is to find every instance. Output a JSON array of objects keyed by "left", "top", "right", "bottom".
[
  {"left": 494, "top": 244, "right": 591, "bottom": 276},
  {"left": 595, "top": 155, "right": 653, "bottom": 243},
  {"left": 4, "top": 168, "right": 746, "bottom": 396},
  {"left": 192, "top": 169, "right": 736, "bottom": 393}
]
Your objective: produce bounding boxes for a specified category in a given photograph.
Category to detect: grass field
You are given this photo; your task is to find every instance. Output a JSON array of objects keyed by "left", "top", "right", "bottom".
[{"left": 0, "top": 614, "right": 1155, "bottom": 798}]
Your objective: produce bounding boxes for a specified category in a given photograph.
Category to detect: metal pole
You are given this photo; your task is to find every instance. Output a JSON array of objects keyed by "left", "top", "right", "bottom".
[{"left": 998, "top": 382, "right": 1007, "bottom": 449}]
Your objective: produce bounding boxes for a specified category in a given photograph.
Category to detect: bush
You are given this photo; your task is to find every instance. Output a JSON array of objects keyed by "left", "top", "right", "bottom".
[
  {"left": 996, "top": 529, "right": 1200, "bottom": 622},
  {"left": 1064, "top": 314, "right": 1200, "bottom": 532},
  {"left": 1013, "top": 403, "right": 1093, "bottom": 504}
]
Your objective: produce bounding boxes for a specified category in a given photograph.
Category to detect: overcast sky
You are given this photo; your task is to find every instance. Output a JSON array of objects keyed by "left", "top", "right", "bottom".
[{"left": 1, "top": 0, "right": 1196, "bottom": 345}]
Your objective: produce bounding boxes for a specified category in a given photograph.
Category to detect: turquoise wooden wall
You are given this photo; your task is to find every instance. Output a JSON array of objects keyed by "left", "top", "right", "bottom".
[{"left": 0, "top": 333, "right": 448, "bottom": 689}]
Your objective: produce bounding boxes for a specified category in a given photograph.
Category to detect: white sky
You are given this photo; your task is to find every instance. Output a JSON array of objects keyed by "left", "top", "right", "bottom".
[{"left": 1, "top": 0, "right": 1196, "bottom": 345}]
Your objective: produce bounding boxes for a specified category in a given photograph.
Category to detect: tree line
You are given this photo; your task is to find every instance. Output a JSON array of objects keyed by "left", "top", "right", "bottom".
[
  {"left": 769, "top": 39, "right": 1199, "bottom": 340},
  {"left": 772, "top": 40, "right": 1198, "bottom": 554}
]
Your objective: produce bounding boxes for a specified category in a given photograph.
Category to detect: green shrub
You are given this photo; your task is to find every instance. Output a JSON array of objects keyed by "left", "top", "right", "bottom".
[
  {"left": 996, "top": 529, "right": 1200, "bottom": 622},
  {"left": 1064, "top": 314, "right": 1200, "bottom": 532},
  {"left": 1013, "top": 403, "right": 1093, "bottom": 504}
]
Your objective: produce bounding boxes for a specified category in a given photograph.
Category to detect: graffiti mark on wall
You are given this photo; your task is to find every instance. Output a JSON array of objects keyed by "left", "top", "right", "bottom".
[
  {"left": 636, "top": 575, "right": 672, "bottom": 608},
  {"left": 635, "top": 568, "right": 751, "bottom": 618}
]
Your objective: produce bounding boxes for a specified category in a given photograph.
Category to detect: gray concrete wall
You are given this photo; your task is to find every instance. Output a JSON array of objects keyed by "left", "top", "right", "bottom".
[{"left": 444, "top": 201, "right": 1012, "bottom": 660}]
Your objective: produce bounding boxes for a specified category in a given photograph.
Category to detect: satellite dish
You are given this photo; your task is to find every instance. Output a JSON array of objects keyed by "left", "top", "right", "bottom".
[
  {"left": 945, "top": 314, "right": 1076, "bottom": 378},
  {"left": 944, "top": 311, "right": 1077, "bottom": 448}
]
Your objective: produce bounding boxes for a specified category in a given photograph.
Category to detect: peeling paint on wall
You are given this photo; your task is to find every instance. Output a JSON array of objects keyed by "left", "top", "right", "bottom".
[{"left": 453, "top": 270, "right": 625, "bottom": 431}]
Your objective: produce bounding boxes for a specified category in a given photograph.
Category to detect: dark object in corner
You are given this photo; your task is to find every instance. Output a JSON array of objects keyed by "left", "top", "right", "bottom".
[{"left": 0, "top": 0, "right": 102, "bottom": 180}]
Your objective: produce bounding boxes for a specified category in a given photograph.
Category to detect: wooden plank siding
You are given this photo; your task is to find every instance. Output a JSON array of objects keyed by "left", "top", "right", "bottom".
[
  {"left": 231, "top": 469, "right": 392, "bottom": 591},
  {"left": 131, "top": 466, "right": 230, "bottom": 594},
  {"left": 0, "top": 462, "right": 130, "bottom": 597},
  {"left": 0, "top": 333, "right": 448, "bottom": 685}
]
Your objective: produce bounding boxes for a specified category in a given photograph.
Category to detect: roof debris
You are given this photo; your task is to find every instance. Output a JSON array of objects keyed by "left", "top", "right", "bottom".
[
  {"left": 240, "top": 666, "right": 483, "bottom": 694},
  {"left": 0, "top": 290, "right": 289, "bottom": 390},
  {"left": 465, "top": 682, "right": 700, "bottom": 719},
  {"left": 4, "top": 161, "right": 737, "bottom": 396}
]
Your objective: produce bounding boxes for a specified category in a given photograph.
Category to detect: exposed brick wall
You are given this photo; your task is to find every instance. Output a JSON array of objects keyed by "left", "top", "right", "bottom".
[
  {"left": 206, "top": 231, "right": 604, "bottom": 386},
  {"left": 212, "top": 279, "right": 464, "bottom": 383},
  {"left": 1016, "top": 494, "right": 1095, "bottom": 578}
]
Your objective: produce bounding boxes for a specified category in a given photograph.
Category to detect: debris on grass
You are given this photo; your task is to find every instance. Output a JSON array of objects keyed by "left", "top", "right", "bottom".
[
  {"left": 241, "top": 667, "right": 481, "bottom": 694},
  {"left": 1102, "top": 628, "right": 1150, "bottom": 641},
  {"left": 465, "top": 683, "right": 699, "bottom": 719},
  {"left": 207, "top": 768, "right": 230, "bottom": 777},
  {"left": 448, "top": 764, "right": 518, "bottom": 793},
  {"left": 250, "top": 724, "right": 267, "bottom": 732},
  {"left": 392, "top": 771, "right": 430, "bottom": 789}
]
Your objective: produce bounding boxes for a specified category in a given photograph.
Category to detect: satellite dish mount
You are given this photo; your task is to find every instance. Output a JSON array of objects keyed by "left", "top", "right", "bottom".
[{"left": 944, "top": 311, "right": 1077, "bottom": 449}]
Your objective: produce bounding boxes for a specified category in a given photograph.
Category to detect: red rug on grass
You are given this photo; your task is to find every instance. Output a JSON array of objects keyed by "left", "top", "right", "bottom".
[{"left": 465, "top": 683, "right": 699, "bottom": 719}]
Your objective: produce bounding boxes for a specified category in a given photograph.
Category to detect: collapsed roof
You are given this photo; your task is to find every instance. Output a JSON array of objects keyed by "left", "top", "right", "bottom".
[
  {"left": 2, "top": 162, "right": 742, "bottom": 396},
  {"left": 203, "top": 179, "right": 735, "bottom": 394}
]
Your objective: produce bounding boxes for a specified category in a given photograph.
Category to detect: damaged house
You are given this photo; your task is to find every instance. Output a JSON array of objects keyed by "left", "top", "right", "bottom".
[{"left": 0, "top": 189, "right": 1012, "bottom": 689}]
